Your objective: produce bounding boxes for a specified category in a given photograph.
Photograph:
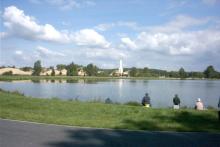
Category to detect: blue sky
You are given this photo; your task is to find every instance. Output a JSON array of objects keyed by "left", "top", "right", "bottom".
[{"left": 0, "top": 0, "right": 220, "bottom": 71}]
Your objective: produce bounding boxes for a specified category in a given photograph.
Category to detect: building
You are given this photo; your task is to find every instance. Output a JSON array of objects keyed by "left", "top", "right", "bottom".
[
  {"left": 111, "top": 60, "right": 129, "bottom": 77},
  {"left": 40, "top": 68, "right": 67, "bottom": 76},
  {"left": 119, "top": 59, "right": 123, "bottom": 76},
  {"left": 77, "top": 68, "right": 87, "bottom": 76}
]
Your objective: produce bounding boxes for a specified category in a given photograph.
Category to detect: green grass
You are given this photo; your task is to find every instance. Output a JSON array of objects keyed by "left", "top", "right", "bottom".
[{"left": 0, "top": 89, "right": 219, "bottom": 132}]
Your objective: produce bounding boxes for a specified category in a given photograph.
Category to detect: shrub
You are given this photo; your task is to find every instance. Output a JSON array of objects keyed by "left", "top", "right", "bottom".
[
  {"left": 11, "top": 90, "right": 24, "bottom": 96},
  {"left": 124, "top": 101, "right": 141, "bottom": 106},
  {"left": 2, "top": 71, "right": 13, "bottom": 75},
  {"left": 51, "top": 97, "right": 60, "bottom": 100},
  {"left": 207, "top": 106, "right": 215, "bottom": 110},
  {"left": 105, "top": 98, "right": 112, "bottom": 104}
]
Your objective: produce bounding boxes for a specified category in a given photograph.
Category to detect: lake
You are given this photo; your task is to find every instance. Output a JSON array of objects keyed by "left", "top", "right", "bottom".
[{"left": 0, "top": 79, "right": 220, "bottom": 108}]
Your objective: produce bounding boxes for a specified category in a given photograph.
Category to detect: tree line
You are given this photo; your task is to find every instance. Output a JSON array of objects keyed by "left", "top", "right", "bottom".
[
  {"left": 129, "top": 66, "right": 220, "bottom": 79},
  {"left": 31, "top": 60, "right": 99, "bottom": 76},
  {"left": 1, "top": 60, "right": 220, "bottom": 79},
  {"left": 31, "top": 61, "right": 220, "bottom": 79}
]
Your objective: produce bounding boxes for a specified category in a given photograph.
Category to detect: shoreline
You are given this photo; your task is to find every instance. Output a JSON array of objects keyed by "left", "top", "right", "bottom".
[{"left": 0, "top": 75, "right": 219, "bottom": 81}]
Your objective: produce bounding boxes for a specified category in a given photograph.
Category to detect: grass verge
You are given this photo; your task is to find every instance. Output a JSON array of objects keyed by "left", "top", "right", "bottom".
[{"left": 0, "top": 89, "right": 219, "bottom": 132}]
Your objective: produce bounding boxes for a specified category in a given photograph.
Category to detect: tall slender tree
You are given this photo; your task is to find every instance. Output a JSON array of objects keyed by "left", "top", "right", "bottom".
[
  {"left": 179, "top": 67, "right": 187, "bottom": 79},
  {"left": 32, "top": 60, "right": 42, "bottom": 76}
]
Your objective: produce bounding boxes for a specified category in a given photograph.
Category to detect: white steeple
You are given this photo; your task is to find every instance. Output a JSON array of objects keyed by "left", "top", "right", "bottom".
[{"left": 119, "top": 59, "right": 123, "bottom": 75}]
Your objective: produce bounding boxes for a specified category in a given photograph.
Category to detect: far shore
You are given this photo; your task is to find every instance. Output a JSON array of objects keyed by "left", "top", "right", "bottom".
[{"left": 0, "top": 75, "right": 219, "bottom": 81}]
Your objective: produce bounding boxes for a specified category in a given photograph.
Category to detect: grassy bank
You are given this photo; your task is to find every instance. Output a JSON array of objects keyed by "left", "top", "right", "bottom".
[{"left": 0, "top": 89, "right": 219, "bottom": 132}]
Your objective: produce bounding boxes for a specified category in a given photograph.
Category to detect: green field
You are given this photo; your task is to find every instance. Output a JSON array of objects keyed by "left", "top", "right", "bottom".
[{"left": 0, "top": 89, "right": 219, "bottom": 132}]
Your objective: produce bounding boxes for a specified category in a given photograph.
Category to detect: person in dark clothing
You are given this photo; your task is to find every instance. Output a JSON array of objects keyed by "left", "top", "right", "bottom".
[
  {"left": 142, "top": 93, "right": 151, "bottom": 107},
  {"left": 173, "top": 94, "right": 181, "bottom": 109}
]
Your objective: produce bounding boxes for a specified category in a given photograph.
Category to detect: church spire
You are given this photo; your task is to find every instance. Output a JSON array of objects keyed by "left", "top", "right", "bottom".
[{"left": 119, "top": 59, "right": 123, "bottom": 75}]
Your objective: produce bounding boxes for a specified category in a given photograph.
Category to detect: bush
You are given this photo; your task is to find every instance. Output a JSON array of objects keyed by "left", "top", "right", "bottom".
[
  {"left": 2, "top": 71, "right": 13, "bottom": 75},
  {"left": 124, "top": 101, "right": 141, "bottom": 106},
  {"left": 105, "top": 98, "right": 112, "bottom": 104},
  {"left": 88, "top": 98, "right": 102, "bottom": 103},
  {"left": 11, "top": 90, "right": 24, "bottom": 96},
  {"left": 207, "top": 106, "right": 215, "bottom": 110},
  {"left": 0, "top": 88, "right": 24, "bottom": 96},
  {"left": 51, "top": 97, "right": 60, "bottom": 100}
]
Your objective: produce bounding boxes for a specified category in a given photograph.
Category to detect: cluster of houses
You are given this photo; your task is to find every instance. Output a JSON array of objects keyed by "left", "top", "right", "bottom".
[
  {"left": 0, "top": 60, "right": 129, "bottom": 77},
  {"left": 0, "top": 67, "right": 87, "bottom": 76}
]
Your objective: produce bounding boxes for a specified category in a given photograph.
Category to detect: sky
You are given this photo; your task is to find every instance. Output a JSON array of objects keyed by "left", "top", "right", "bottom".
[{"left": 0, "top": 0, "right": 220, "bottom": 71}]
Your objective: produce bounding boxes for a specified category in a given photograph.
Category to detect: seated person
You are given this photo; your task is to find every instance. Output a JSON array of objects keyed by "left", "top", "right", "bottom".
[
  {"left": 173, "top": 94, "right": 181, "bottom": 109},
  {"left": 195, "top": 98, "right": 204, "bottom": 110},
  {"left": 142, "top": 93, "right": 151, "bottom": 107}
]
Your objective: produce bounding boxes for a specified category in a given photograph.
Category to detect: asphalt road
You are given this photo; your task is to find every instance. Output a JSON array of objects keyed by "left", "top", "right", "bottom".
[{"left": 0, "top": 119, "right": 220, "bottom": 147}]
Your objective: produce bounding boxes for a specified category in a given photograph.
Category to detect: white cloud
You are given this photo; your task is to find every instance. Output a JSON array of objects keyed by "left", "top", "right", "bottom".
[
  {"left": 120, "top": 15, "right": 220, "bottom": 56},
  {"left": 117, "top": 21, "right": 139, "bottom": 30},
  {"left": 3, "top": 6, "right": 69, "bottom": 43},
  {"left": 0, "top": 32, "right": 9, "bottom": 39},
  {"left": 121, "top": 37, "right": 137, "bottom": 49},
  {"left": 72, "top": 29, "right": 110, "bottom": 48},
  {"left": 95, "top": 23, "right": 115, "bottom": 31},
  {"left": 83, "top": 47, "right": 127, "bottom": 61},
  {"left": 14, "top": 50, "right": 31, "bottom": 62},
  {"left": 36, "top": 46, "right": 65, "bottom": 57},
  {"left": 94, "top": 21, "right": 139, "bottom": 31},
  {"left": 121, "top": 30, "right": 220, "bottom": 55},
  {"left": 15, "top": 50, "right": 23, "bottom": 55},
  {"left": 149, "top": 15, "right": 211, "bottom": 33},
  {"left": 95, "top": 15, "right": 212, "bottom": 33},
  {"left": 2, "top": 6, "right": 109, "bottom": 48}
]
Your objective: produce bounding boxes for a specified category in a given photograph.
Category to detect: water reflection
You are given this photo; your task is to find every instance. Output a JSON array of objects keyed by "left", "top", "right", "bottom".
[
  {"left": 118, "top": 79, "right": 123, "bottom": 98},
  {"left": 0, "top": 79, "right": 219, "bottom": 108}
]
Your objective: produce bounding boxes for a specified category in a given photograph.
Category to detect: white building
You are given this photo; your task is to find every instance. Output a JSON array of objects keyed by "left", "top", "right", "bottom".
[
  {"left": 119, "top": 59, "right": 123, "bottom": 76},
  {"left": 111, "top": 60, "right": 128, "bottom": 77}
]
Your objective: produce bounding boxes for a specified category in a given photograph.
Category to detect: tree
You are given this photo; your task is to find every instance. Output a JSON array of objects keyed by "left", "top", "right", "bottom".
[
  {"left": 51, "top": 67, "right": 55, "bottom": 76},
  {"left": 179, "top": 67, "right": 187, "bottom": 79},
  {"left": 204, "top": 65, "right": 218, "bottom": 79},
  {"left": 32, "top": 60, "right": 42, "bottom": 76},
  {"left": 189, "top": 72, "right": 204, "bottom": 79},
  {"left": 66, "top": 62, "right": 78, "bottom": 76},
  {"left": 21, "top": 67, "right": 32, "bottom": 71},
  {"left": 56, "top": 64, "right": 66, "bottom": 70},
  {"left": 85, "top": 63, "right": 98, "bottom": 76},
  {"left": 130, "top": 67, "right": 137, "bottom": 77}
]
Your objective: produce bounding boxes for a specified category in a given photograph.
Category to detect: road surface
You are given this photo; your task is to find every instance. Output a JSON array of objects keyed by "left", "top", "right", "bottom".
[{"left": 0, "top": 119, "right": 220, "bottom": 147}]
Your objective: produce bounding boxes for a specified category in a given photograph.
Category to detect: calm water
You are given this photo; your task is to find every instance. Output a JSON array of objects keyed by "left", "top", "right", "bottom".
[{"left": 0, "top": 79, "right": 220, "bottom": 108}]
